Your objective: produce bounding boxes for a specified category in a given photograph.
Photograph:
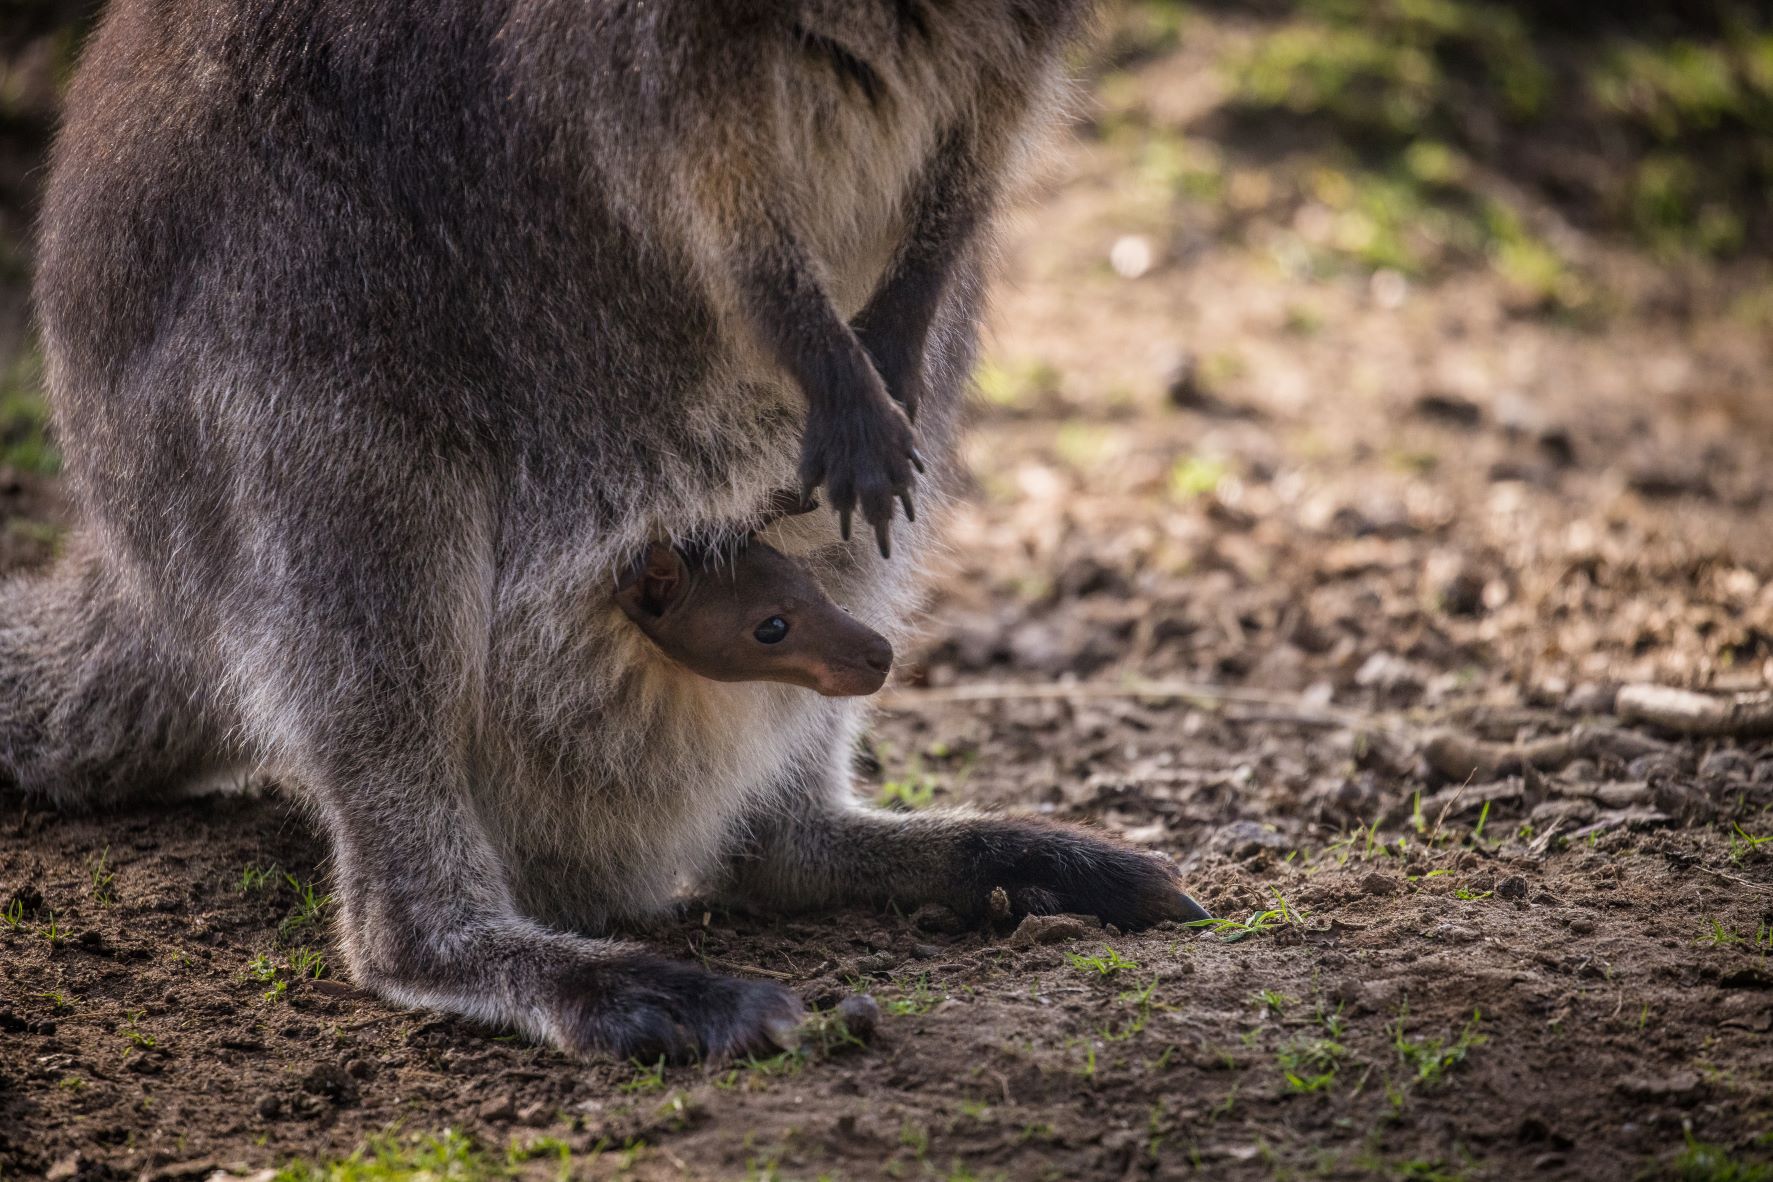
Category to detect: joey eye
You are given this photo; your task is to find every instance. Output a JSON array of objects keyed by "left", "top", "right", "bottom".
[{"left": 754, "top": 616, "right": 789, "bottom": 644}]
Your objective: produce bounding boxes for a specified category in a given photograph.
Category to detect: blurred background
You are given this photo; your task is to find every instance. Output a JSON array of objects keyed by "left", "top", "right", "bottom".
[{"left": 866, "top": 0, "right": 1773, "bottom": 832}]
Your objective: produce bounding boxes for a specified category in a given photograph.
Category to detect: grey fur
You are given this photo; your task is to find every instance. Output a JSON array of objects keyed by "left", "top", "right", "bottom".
[{"left": 12, "top": 0, "right": 1206, "bottom": 1060}]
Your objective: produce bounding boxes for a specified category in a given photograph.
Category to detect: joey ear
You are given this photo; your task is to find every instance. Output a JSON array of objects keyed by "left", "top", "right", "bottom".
[
  {"left": 640, "top": 544, "right": 688, "bottom": 615},
  {"left": 617, "top": 543, "right": 688, "bottom": 618}
]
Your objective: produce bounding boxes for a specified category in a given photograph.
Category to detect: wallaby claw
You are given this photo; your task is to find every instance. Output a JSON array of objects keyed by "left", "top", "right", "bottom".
[
  {"left": 1176, "top": 891, "right": 1213, "bottom": 925},
  {"left": 797, "top": 401, "right": 921, "bottom": 558}
]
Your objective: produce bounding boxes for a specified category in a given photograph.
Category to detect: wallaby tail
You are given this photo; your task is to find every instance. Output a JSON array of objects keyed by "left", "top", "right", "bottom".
[{"left": 0, "top": 534, "right": 223, "bottom": 808}]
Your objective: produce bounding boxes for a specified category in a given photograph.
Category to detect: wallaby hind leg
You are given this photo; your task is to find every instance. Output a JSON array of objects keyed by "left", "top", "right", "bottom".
[
  {"left": 0, "top": 533, "right": 228, "bottom": 809},
  {"left": 309, "top": 727, "right": 804, "bottom": 1061},
  {"left": 717, "top": 717, "right": 1212, "bottom": 929},
  {"left": 240, "top": 462, "right": 801, "bottom": 1061}
]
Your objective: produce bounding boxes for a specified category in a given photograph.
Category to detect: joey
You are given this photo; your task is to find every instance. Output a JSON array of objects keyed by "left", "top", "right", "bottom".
[{"left": 616, "top": 538, "right": 894, "bottom": 698}]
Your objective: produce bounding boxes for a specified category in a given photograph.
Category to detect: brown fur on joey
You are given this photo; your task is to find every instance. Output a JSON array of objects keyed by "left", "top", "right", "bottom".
[{"left": 616, "top": 541, "right": 893, "bottom": 697}]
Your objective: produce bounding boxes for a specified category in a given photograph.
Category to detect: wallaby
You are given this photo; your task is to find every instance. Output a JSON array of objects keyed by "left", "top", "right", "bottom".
[
  {"left": 17, "top": 0, "right": 1210, "bottom": 1061},
  {"left": 616, "top": 530, "right": 896, "bottom": 699}
]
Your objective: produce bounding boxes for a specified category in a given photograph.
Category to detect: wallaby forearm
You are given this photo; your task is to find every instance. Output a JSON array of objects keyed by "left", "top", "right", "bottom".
[
  {"left": 853, "top": 126, "right": 992, "bottom": 425},
  {"left": 731, "top": 223, "right": 919, "bottom": 555}
]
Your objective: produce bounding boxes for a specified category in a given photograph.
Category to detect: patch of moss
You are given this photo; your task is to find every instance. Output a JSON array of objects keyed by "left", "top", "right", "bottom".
[
  {"left": 275, "top": 1129, "right": 575, "bottom": 1182},
  {"left": 1227, "top": 0, "right": 1550, "bottom": 140}
]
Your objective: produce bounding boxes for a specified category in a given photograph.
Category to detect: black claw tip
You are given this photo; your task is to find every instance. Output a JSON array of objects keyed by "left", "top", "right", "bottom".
[
  {"left": 1176, "top": 891, "right": 1213, "bottom": 924},
  {"left": 839, "top": 508, "right": 852, "bottom": 541},
  {"left": 909, "top": 449, "right": 927, "bottom": 475},
  {"left": 875, "top": 521, "right": 892, "bottom": 560},
  {"left": 899, "top": 493, "right": 916, "bottom": 524}
]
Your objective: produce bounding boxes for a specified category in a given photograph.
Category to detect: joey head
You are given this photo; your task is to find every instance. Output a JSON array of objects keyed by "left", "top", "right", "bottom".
[{"left": 616, "top": 539, "right": 894, "bottom": 698}]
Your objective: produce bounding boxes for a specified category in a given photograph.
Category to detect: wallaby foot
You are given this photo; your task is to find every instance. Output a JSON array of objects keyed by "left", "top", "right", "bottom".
[
  {"left": 934, "top": 815, "right": 1211, "bottom": 928},
  {"left": 550, "top": 955, "right": 803, "bottom": 1062},
  {"left": 721, "top": 792, "right": 1212, "bottom": 930},
  {"left": 348, "top": 908, "right": 805, "bottom": 1062},
  {"left": 309, "top": 715, "right": 808, "bottom": 1064}
]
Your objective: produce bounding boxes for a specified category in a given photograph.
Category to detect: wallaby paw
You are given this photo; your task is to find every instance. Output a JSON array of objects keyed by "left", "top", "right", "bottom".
[
  {"left": 797, "top": 397, "right": 919, "bottom": 560},
  {"left": 885, "top": 366, "right": 924, "bottom": 426},
  {"left": 859, "top": 341, "right": 925, "bottom": 426},
  {"left": 550, "top": 955, "right": 805, "bottom": 1063},
  {"left": 853, "top": 306, "right": 929, "bottom": 427},
  {"left": 960, "top": 818, "right": 1212, "bottom": 931}
]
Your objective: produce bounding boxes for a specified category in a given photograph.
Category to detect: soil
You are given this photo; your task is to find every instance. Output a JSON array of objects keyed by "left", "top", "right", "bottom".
[{"left": 2, "top": 7, "right": 1772, "bottom": 1181}]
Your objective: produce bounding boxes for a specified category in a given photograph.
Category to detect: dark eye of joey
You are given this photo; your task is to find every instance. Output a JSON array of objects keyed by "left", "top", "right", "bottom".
[{"left": 754, "top": 616, "right": 789, "bottom": 644}]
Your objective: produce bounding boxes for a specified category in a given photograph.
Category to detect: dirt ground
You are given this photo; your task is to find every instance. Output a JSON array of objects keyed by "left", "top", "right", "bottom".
[{"left": 3, "top": 5, "right": 1772, "bottom": 1181}]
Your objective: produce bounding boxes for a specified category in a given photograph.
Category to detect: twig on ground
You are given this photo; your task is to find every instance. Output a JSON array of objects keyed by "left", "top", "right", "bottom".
[
  {"left": 1422, "top": 725, "right": 1667, "bottom": 782},
  {"left": 1428, "top": 775, "right": 1476, "bottom": 843},
  {"left": 703, "top": 958, "right": 796, "bottom": 981},
  {"left": 1615, "top": 684, "right": 1773, "bottom": 738},
  {"left": 1222, "top": 710, "right": 1348, "bottom": 731},
  {"left": 878, "top": 679, "right": 1387, "bottom": 731},
  {"left": 1696, "top": 865, "right": 1770, "bottom": 893},
  {"left": 1526, "top": 821, "right": 1566, "bottom": 859}
]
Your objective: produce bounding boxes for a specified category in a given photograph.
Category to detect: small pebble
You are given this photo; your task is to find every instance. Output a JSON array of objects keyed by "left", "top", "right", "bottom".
[
  {"left": 834, "top": 994, "right": 882, "bottom": 1044},
  {"left": 1413, "top": 391, "right": 1483, "bottom": 428},
  {"left": 1109, "top": 234, "right": 1154, "bottom": 279},
  {"left": 1009, "top": 913, "right": 1096, "bottom": 948},
  {"left": 1370, "top": 268, "right": 1409, "bottom": 308},
  {"left": 1437, "top": 567, "right": 1487, "bottom": 617},
  {"left": 477, "top": 1094, "right": 517, "bottom": 1123},
  {"left": 1360, "top": 871, "right": 1400, "bottom": 897},
  {"left": 1617, "top": 1071, "right": 1702, "bottom": 1103},
  {"left": 1699, "top": 749, "right": 1753, "bottom": 779},
  {"left": 1562, "top": 682, "right": 1616, "bottom": 715},
  {"left": 854, "top": 950, "right": 900, "bottom": 975},
  {"left": 910, "top": 903, "right": 967, "bottom": 935}
]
